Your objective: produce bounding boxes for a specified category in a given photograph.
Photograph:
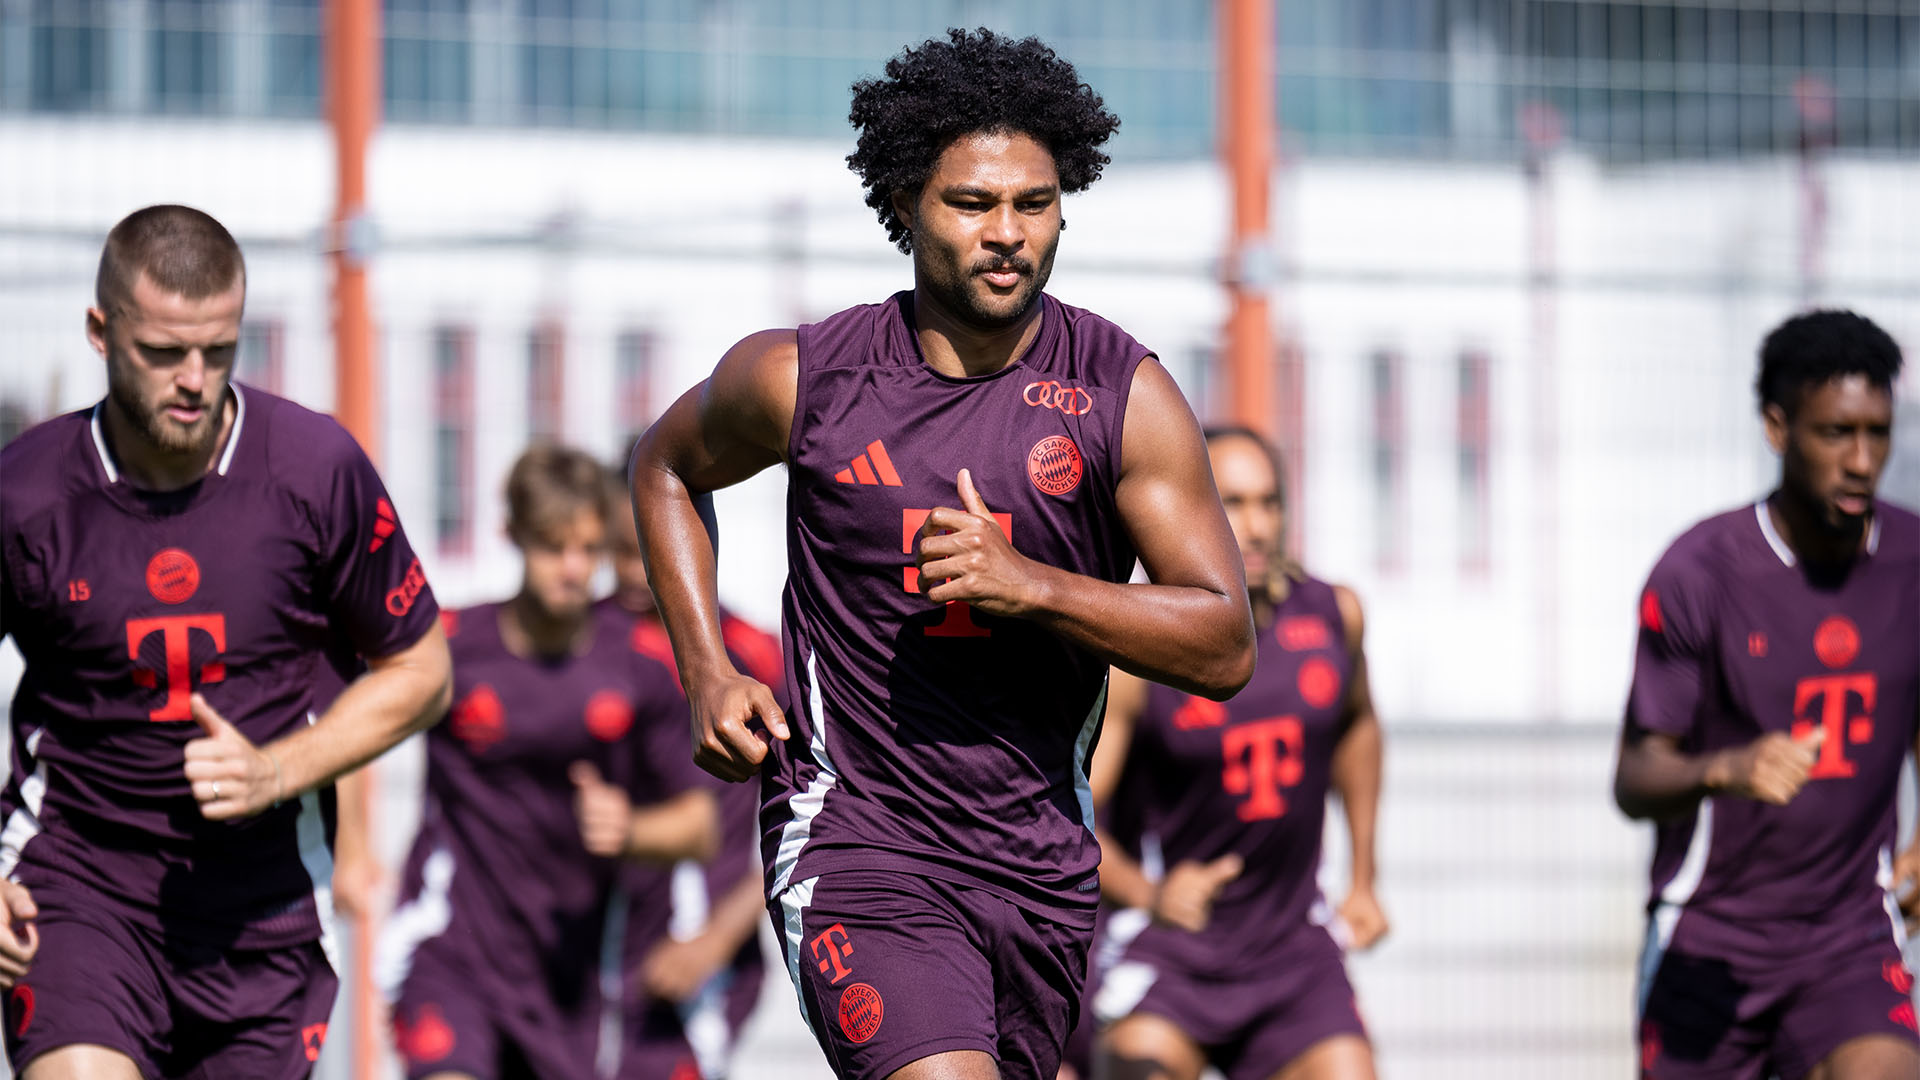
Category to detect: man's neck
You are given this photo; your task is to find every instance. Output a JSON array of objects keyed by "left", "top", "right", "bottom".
[
  {"left": 500, "top": 593, "right": 591, "bottom": 659},
  {"left": 104, "top": 389, "right": 235, "bottom": 493},
  {"left": 911, "top": 288, "right": 1045, "bottom": 379},
  {"left": 1767, "top": 488, "right": 1869, "bottom": 568}
]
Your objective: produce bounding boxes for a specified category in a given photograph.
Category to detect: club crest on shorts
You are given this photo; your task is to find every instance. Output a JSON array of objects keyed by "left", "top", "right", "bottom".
[
  {"left": 1027, "top": 436, "right": 1082, "bottom": 497},
  {"left": 838, "top": 982, "right": 884, "bottom": 1043}
]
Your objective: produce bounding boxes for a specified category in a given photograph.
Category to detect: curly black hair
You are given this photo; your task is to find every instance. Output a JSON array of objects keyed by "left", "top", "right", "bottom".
[
  {"left": 847, "top": 28, "right": 1121, "bottom": 254},
  {"left": 1756, "top": 309, "right": 1904, "bottom": 415}
]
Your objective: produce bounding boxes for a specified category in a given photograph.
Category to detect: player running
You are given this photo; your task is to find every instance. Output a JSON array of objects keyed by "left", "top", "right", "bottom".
[
  {"left": 1615, "top": 309, "right": 1919, "bottom": 1080},
  {"left": 607, "top": 473, "right": 778, "bottom": 1080},
  {"left": 379, "top": 446, "right": 716, "bottom": 1080},
  {"left": 1085, "top": 426, "right": 1385, "bottom": 1080},
  {"left": 0, "top": 204, "right": 452, "bottom": 1080},
  {"left": 630, "top": 29, "right": 1255, "bottom": 1080}
]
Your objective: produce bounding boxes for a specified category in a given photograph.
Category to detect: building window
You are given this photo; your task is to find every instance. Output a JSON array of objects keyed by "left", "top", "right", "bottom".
[
  {"left": 1369, "top": 349, "right": 1406, "bottom": 573},
  {"left": 527, "top": 322, "right": 565, "bottom": 445},
  {"left": 149, "top": 0, "right": 222, "bottom": 112},
  {"left": 28, "top": 3, "right": 108, "bottom": 111},
  {"left": 1458, "top": 349, "right": 1491, "bottom": 575},
  {"left": 614, "top": 329, "right": 657, "bottom": 449},
  {"left": 240, "top": 318, "right": 284, "bottom": 396},
  {"left": 433, "top": 326, "right": 475, "bottom": 556}
]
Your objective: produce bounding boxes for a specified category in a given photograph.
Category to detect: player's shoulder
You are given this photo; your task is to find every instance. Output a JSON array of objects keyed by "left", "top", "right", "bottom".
[
  {"left": 1650, "top": 504, "right": 1765, "bottom": 584},
  {"left": 0, "top": 408, "right": 98, "bottom": 520},
  {"left": 236, "top": 385, "right": 372, "bottom": 491},
  {"left": 441, "top": 600, "right": 504, "bottom": 657},
  {"left": 1872, "top": 498, "right": 1919, "bottom": 558},
  {"left": 795, "top": 293, "right": 906, "bottom": 369},
  {"left": 1047, "top": 294, "right": 1155, "bottom": 376}
]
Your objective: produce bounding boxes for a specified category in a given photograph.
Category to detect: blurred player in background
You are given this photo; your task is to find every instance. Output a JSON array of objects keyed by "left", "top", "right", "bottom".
[
  {"left": 377, "top": 446, "right": 716, "bottom": 1080},
  {"left": 631, "top": 28, "right": 1254, "bottom": 1080},
  {"left": 1083, "top": 427, "right": 1384, "bottom": 1080},
  {"left": 607, "top": 469, "right": 778, "bottom": 1080},
  {"left": 1615, "top": 310, "right": 1918, "bottom": 1080},
  {"left": 0, "top": 204, "right": 452, "bottom": 1080}
]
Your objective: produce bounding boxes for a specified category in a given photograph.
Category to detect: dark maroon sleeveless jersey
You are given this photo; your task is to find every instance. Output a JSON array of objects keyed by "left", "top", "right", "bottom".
[
  {"left": 765, "top": 291, "right": 1151, "bottom": 928},
  {"left": 384, "top": 600, "right": 692, "bottom": 993},
  {"left": 0, "top": 385, "right": 440, "bottom": 951},
  {"left": 1126, "top": 576, "right": 1353, "bottom": 972},
  {"left": 1626, "top": 500, "right": 1919, "bottom": 931}
]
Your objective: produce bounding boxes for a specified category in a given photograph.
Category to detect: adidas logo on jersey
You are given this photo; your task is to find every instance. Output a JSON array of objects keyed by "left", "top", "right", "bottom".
[
  {"left": 834, "top": 441, "right": 902, "bottom": 486},
  {"left": 368, "top": 499, "right": 399, "bottom": 553}
]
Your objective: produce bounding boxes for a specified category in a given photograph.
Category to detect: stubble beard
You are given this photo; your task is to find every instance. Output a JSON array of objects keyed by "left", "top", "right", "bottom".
[
  {"left": 920, "top": 236, "right": 1059, "bottom": 333},
  {"left": 108, "top": 350, "right": 223, "bottom": 458}
]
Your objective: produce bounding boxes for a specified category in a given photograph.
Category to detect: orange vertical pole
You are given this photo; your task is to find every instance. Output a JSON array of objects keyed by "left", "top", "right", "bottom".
[
  {"left": 327, "top": 1, "right": 381, "bottom": 1077},
  {"left": 1220, "top": 0, "right": 1274, "bottom": 434},
  {"left": 331, "top": 0, "right": 377, "bottom": 456}
]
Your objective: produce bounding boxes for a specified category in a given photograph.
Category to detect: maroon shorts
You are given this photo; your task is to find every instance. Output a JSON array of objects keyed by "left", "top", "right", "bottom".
[
  {"left": 772, "top": 871, "right": 1089, "bottom": 1080},
  {"left": 389, "top": 935, "right": 605, "bottom": 1080},
  {"left": 1090, "top": 915, "right": 1368, "bottom": 1080},
  {"left": 1639, "top": 909, "right": 1919, "bottom": 1080},
  {"left": 1, "top": 866, "right": 337, "bottom": 1079}
]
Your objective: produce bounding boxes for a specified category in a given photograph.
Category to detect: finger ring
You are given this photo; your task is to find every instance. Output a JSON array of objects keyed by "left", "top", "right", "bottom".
[{"left": 210, "top": 781, "right": 222, "bottom": 800}]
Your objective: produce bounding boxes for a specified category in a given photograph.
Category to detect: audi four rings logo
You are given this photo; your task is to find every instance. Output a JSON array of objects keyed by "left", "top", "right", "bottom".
[{"left": 1023, "top": 381, "right": 1093, "bottom": 415}]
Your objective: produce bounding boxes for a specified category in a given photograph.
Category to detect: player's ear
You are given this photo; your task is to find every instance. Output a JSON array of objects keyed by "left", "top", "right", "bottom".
[
  {"left": 1762, "top": 401, "right": 1789, "bottom": 456},
  {"left": 890, "top": 188, "right": 918, "bottom": 233},
  {"left": 86, "top": 307, "right": 110, "bottom": 360}
]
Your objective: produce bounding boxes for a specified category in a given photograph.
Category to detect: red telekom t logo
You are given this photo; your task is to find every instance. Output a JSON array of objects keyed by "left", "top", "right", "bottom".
[
  {"left": 901, "top": 508, "right": 1014, "bottom": 638},
  {"left": 810, "top": 922, "right": 855, "bottom": 984},
  {"left": 1221, "top": 716, "right": 1305, "bottom": 821},
  {"left": 1791, "top": 672, "right": 1877, "bottom": 779},
  {"left": 125, "top": 614, "right": 228, "bottom": 721}
]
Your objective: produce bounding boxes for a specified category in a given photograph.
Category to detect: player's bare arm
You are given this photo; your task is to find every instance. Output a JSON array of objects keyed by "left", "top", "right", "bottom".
[
  {"left": 915, "top": 357, "right": 1255, "bottom": 698},
  {"left": 631, "top": 330, "right": 796, "bottom": 781},
  {"left": 1614, "top": 725, "right": 1825, "bottom": 821},
  {"left": 1329, "top": 584, "right": 1388, "bottom": 951},
  {"left": 184, "top": 621, "right": 452, "bottom": 820},
  {"left": 331, "top": 767, "right": 382, "bottom": 920},
  {"left": 641, "top": 870, "right": 766, "bottom": 1003}
]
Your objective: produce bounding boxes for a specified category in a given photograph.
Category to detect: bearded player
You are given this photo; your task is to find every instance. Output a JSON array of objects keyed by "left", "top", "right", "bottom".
[
  {"left": 379, "top": 446, "right": 716, "bottom": 1080},
  {"left": 0, "top": 204, "right": 452, "bottom": 1079},
  {"left": 1085, "top": 427, "right": 1384, "bottom": 1080},
  {"left": 630, "top": 28, "right": 1254, "bottom": 1080},
  {"left": 1616, "top": 309, "right": 1918, "bottom": 1080}
]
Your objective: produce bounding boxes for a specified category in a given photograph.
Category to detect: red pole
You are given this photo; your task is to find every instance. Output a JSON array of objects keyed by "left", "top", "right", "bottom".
[
  {"left": 1220, "top": 0, "right": 1274, "bottom": 434},
  {"left": 327, "top": 1, "right": 381, "bottom": 1077}
]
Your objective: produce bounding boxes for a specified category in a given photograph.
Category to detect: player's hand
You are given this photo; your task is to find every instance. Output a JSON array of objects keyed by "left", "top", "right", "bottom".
[
  {"left": 1704, "top": 727, "right": 1823, "bottom": 806},
  {"left": 183, "top": 694, "right": 281, "bottom": 820},
  {"left": 916, "top": 469, "right": 1037, "bottom": 617},
  {"left": 689, "top": 670, "right": 788, "bottom": 783},
  {"left": 570, "top": 763, "right": 635, "bottom": 858},
  {"left": 1336, "top": 886, "right": 1390, "bottom": 951},
  {"left": 639, "top": 932, "right": 727, "bottom": 1004},
  {"left": 1151, "top": 853, "right": 1243, "bottom": 933},
  {"left": 0, "top": 879, "right": 38, "bottom": 989},
  {"left": 1893, "top": 842, "right": 1920, "bottom": 935}
]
